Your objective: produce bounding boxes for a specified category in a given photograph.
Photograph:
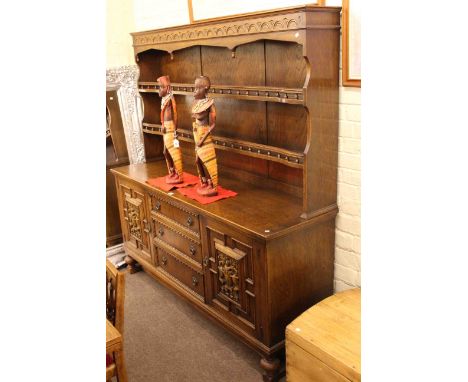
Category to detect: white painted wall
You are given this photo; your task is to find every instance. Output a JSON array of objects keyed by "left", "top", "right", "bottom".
[
  {"left": 192, "top": 0, "right": 321, "bottom": 20},
  {"left": 106, "top": 0, "right": 136, "bottom": 67},
  {"left": 133, "top": 0, "right": 190, "bottom": 32}
]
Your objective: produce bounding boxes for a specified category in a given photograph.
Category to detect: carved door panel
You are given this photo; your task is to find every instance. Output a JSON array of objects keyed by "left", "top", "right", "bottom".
[
  {"left": 203, "top": 220, "right": 263, "bottom": 338},
  {"left": 119, "top": 183, "right": 151, "bottom": 260}
]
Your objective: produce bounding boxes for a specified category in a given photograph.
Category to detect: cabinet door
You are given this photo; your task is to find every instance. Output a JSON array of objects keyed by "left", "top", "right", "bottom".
[
  {"left": 202, "top": 219, "right": 264, "bottom": 338},
  {"left": 119, "top": 183, "right": 152, "bottom": 261}
]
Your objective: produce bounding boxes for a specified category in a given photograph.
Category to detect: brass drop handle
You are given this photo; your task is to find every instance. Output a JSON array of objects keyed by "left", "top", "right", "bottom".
[
  {"left": 158, "top": 227, "right": 164, "bottom": 236},
  {"left": 161, "top": 256, "right": 167, "bottom": 266},
  {"left": 192, "top": 276, "right": 198, "bottom": 286},
  {"left": 186, "top": 216, "right": 193, "bottom": 226},
  {"left": 143, "top": 219, "right": 151, "bottom": 234},
  {"left": 154, "top": 201, "right": 161, "bottom": 211},
  {"left": 189, "top": 244, "right": 196, "bottom": 256},
  {"left": 203, "top": 257, "right": 209, "bottom": 267}
]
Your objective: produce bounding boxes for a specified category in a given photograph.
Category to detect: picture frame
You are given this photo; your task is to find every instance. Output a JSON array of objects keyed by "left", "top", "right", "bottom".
[
  {"left": 188, "top": 0, "right": 321, "bottom": 23},
  {"left": 342, "top": 0, "right": 361, "bottom": 87}
]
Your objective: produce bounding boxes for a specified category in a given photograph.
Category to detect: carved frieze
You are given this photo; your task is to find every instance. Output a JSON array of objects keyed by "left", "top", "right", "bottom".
[
  {"left": 217, "top": 252, "right": 241, "bottom": 303},
  {"left": 132, "top": 13, "right": 304, "bottom": 47},
  {"left": 125, "top": 199, "right": 142, "bottom": 240}
]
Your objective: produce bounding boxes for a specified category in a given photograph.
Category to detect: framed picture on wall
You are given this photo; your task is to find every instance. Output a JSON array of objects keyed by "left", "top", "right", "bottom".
[
  {"left": 189, "top": 0, "right": 320, "bottom": 22},
  {"left": 342, "top": 0, "right": 361, "bottom": 87}
]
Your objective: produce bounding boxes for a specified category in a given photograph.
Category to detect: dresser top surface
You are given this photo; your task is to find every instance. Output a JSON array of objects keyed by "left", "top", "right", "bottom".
[{"left": 112, "top": 161, "right": 335, "bottom": 240}]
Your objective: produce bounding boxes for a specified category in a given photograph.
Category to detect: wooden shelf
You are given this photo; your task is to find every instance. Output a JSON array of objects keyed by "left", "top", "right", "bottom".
[
  {"left": 138, "top": 82, "right": 304, "bottom": 105},
  {"left": 142, "top": 122, "right": 304, "bottom": 168}
]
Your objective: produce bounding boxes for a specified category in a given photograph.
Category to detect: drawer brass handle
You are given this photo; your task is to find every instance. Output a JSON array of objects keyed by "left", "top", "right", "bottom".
[
  {"left": 158, "top": 227, "right": 164, "bottom": 236},
  {"left": 186, "top": 216, "right": 193, "bottom": 226},
  {"left": 154, "top": 201, "right": 161, "bottom": 211},
  {"left": 203, "top": 257, "right": 209, "bottom": 267},
  {"left": 192, "top": 276, "right": 198, "bottom": 286},
  {"left": 189, "top": 244, "right": 196, "bottom": 256},
  {"left": 143, "top": 219, "right": 151, "bottom": 234},
  {"left": 161, "top": 256, "right": 167, "bottom": 266}
]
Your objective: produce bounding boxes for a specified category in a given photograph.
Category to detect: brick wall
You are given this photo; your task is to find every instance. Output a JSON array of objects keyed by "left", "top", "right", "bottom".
[{"left": 335, "top": 81, "right": 361, "bottom": 292}]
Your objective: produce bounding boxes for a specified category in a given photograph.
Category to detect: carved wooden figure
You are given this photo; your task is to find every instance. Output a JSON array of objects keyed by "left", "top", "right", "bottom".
[
  {"left": 158, "top": 75, "right": 183, "bottom": 184},
  {"left": 191, "top": 76, "right": 218, "bottom": 196}
]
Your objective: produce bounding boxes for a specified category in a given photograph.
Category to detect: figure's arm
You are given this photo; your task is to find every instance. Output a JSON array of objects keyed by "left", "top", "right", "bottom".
[
  {"left": 171, "top": 97, "right": 178, "bottom": 130},
  {"left": 197, "top": 105, "right": 216, "bottom": 147},
  {"left": 209, "top": 104, "right": 216, "bottom": 131},
  {"left": 160, "top": 105, "right": 165, "bottom": 128}
]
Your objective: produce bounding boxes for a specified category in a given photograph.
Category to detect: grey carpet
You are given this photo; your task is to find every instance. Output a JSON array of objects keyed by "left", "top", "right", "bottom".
[{"left": 123, "top": 270, "right": 280, "bottom": 382}]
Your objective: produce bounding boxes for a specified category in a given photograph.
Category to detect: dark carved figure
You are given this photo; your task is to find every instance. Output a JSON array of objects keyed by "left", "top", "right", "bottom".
[
  {"left": 191, "top": 76, "right": 218, "bottom": 196},
  {"left": 158, "top": 75, "right": 183, "bottom": 184}
]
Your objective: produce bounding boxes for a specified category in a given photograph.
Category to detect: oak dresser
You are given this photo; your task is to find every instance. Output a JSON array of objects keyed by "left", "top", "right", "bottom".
[{"left": 112, "top": 5, "right": 341, "bottom": 381}]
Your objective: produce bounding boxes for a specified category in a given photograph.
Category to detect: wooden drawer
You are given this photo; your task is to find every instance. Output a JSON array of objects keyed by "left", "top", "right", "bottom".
[
  {"left": 150, "top": 195, "right": 200, "bottom": 236},
  {"left": 153, "top": 218, "right": 203, "bottom": 266},
  {"left": 156, "top": 247, "right": 205, "bottom": 299}
]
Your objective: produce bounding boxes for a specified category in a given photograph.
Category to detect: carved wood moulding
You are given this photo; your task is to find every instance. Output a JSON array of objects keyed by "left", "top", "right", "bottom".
[
  {"left": 132, "top": 12, "right": 305, "bottom": 48},
  {"left": 138, "top": 82, "right": 304, "bottom": 105},
  {"left": 142, "top": 122, "right": 304, "bottom": 168},
  {"left": 217, "top": 251, "right": 241, "bottom": 303},
  {"left": 124, "top": 197, "right": 142, "bottom": 241},
  {"left": 106, "top": 65, "right": 145, "bottom": 164}
]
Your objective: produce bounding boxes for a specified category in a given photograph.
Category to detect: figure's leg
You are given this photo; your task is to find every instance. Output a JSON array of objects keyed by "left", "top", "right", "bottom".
[
  {"left": 168, "top": 155, "right": 176, "bottom": 177},
  {"left": 197, "top": 162, "right": 218, "bottom": 196},
  {"left": 163, "top": 145, "right": 174, "bottom": 176},
  {"left": 165, "top": 149, "right": 183, "bottom": 184},
  {"left": 195, "top": 156, "right": 207, "bottom": 186}
]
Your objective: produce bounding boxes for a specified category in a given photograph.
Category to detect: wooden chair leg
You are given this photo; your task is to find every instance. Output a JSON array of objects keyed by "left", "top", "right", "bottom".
[
  {"left": 114, "top": 350, "right": 128, "bottom": 382},
  {"left": 105, "top": 364, "right": 116, "bottom": 381}
]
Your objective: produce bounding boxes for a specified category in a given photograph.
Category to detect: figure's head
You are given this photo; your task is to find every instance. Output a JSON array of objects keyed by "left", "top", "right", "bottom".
[
  {"left": 194, "top": 76, "right": 211, "bottom": 99},
  {"left": 157, "top": 75, "right": 171, "bottom": 97}
]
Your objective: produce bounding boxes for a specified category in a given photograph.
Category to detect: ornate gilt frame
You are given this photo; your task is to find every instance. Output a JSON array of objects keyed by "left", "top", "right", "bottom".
[{"left": 106, "top": 65, "right": 146, "bottom": 164}]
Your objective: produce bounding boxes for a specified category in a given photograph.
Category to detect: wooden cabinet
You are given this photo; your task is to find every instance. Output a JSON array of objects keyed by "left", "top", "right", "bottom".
[
  {"left": 106, "top": 85, "right": 129, "bottom": 247},
  {"left": 113, "top": 161, "right": 337, "bottom": 381},
  {"left": 112, "top": 5, "right": 341, "bottom": 381},
  {"left": 202, "top": 218, "right": 263, "bottom": 339},
  {"left": 118, "top": 183, "right": 151, "bottom": 261}
]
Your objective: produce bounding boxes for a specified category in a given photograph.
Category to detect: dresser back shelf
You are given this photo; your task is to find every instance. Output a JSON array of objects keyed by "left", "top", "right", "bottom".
[
  {"left": 114, "top": 5, "right": 341, "bottom": 380},
  {"left": 138, "top": 82, "right": 305, "bottom": 104},
  {"left": 142, "top": 122, "right": 305, "bottom": 168},
  {"left": 135, "top": 5, "right": 340, "bottom": 216}
]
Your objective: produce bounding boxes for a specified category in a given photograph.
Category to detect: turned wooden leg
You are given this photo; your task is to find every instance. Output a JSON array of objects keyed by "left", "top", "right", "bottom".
[
  {"left": 114, "top": 349, "right": 128, "bottom": 382},
  {"left": 260, "top": 356, "right": 281, "bottom": 382},
  {"left": 124, "top": 255, "right": 140, "bottom": 274}
]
